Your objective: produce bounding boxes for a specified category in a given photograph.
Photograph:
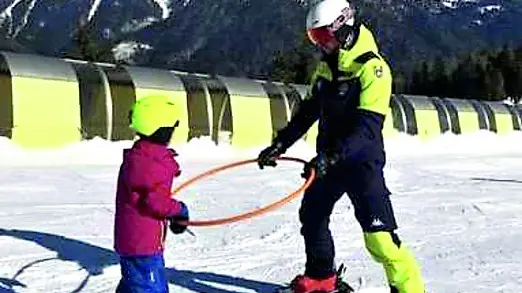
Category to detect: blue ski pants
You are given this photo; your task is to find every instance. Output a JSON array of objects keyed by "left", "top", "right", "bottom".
[{"left": 116, "top": 254, "right": 168, "bottom": 293}]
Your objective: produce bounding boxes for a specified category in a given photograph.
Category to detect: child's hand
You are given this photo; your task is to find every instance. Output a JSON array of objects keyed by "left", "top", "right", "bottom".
[{"left": 168, "top": 202, "right": 189, "bottom": 234}]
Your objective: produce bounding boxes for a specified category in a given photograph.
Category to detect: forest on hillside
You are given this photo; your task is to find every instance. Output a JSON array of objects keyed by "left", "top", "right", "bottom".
[{"left": 271, "top": 40, "right": 522, "bottom": 103}]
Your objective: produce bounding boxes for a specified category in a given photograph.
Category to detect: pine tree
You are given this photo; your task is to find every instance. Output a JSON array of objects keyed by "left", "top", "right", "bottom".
[
  {"left": 513, "top": 47, "right": 522, "bottom": 102},
  {"left": 464, "top": 54, "right": 482, "bottom": 99},
  {"left": 452, "top": 59, "right": 467, "bottom": 98},
  {"left": 475, "top": 58, "right": 489, "bottom": 99},
  {"left": 270, "top": 35, "right": 317, "bottom": 84},
  {"left": 63, "top": 19, "right": 115, "bottom": 63},
  {"left": 432, "top": 56, "right": 450, "bottom": 97},
  {"left": 410, "top": 63, "right": 423, "bottom": 95},
  {"left": 488, "top": 66, "right": 506, "bottom": 100},
  {"left": 420, "top": 61, "right": 432, "bottom": 96},
  {"left": 496, "top": 45, "right": 517, "bottom": 99},
  {"left": 393, "top": 71, "right": 408, "bottom": 94}
]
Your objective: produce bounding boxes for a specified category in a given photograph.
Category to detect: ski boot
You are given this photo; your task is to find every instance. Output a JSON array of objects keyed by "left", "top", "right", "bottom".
[{"left": 276, "top": 264, "right": 354, "bottom": 293}]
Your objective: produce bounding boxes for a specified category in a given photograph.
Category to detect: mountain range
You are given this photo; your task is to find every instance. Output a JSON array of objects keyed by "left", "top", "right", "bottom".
[{"left": 0, "top": 0, "right": 520, "bottom": 79}]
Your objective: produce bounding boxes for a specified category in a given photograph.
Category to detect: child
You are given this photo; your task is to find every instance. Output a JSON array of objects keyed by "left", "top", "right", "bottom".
[{"left": 114, "top": 95, "right": 190, "bottom": 293}]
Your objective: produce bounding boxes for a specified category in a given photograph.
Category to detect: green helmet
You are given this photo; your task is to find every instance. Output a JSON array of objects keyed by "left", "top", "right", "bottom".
[{"left": 129, "top": 95, "right": 179, "bottom": 136}]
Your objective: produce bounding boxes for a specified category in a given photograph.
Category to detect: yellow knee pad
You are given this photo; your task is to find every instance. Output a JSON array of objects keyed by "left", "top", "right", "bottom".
[{"left": 363, "top": 232, "right": 425, "bottom": 293}]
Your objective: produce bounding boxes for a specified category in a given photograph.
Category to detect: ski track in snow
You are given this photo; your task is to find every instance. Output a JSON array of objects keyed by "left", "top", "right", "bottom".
[{"left": 0, "top": 132, "right": 522, "bottom": 292}]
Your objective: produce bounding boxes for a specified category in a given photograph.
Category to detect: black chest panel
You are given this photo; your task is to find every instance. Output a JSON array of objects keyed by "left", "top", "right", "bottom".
[
  {"left": 311, "top": 52, "right": 380, "bottom": 152},
  {"left": 311, "top": 76, "right": 362, "bottom": 153},
  {"left": 314, "top": 77, "right": 361, "bottom": 136}
]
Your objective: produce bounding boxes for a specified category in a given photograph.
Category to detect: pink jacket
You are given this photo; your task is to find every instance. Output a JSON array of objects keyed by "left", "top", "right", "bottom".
[{"left": 114, "top": 139, "right": 183, "bottom": 256}]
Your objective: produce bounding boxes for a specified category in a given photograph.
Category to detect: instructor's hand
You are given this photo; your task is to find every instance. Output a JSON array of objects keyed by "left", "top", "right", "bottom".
[
  {"left": 301, "top": 153, "right": 340, "bottom": 179},
  {"left": 257, "top": 141, "right": 285, "bottom": 169}
]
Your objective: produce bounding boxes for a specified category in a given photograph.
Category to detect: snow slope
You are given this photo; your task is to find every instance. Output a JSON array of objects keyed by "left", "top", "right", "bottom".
[{"left": 0, "top": 131, "right": 522, "bottom": 293}]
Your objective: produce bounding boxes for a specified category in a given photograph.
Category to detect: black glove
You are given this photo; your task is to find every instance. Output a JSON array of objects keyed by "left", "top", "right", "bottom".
[
  {"left": 168, "top": 201, "right": 189, "bottom": 235},
  {"left": 301, "top": 153, "right": 340, "bottom": 179},
  {"left": 257, "top": 141, "right": 286, "bottom": 169},
  {"left": 301, "top": 156, "right": 317, "bottom": 179}
]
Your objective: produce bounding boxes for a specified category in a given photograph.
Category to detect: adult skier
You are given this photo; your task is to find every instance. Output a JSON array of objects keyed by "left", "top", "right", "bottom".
[{"left": 257, "top": 1, "right": 426, "bottom": 292}]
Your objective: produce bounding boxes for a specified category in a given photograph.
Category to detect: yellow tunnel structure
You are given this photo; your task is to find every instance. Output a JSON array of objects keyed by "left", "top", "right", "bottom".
[
  {"left": 217, "top": 76, "right": 272, "bottom": 148},
  {"left": 1, "top": 51, "right": 522, "bottom": 149},
  {"left": 2, "top": 52, "right": 83, "bottom": 148}
]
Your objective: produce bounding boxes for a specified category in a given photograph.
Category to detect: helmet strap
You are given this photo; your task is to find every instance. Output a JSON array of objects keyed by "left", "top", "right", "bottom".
[{"left": 335, "top": 22, "right": 359, "bottom": 50}]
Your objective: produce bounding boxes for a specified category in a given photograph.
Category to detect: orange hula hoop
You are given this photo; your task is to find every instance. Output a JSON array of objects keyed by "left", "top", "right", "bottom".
[{"left": 170, "top": 156, "right": 316, "bottom": 227}]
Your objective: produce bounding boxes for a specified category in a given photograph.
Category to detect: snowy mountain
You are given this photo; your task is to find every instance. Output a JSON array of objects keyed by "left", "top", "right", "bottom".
[{"left": 0, "top": 0, "right": 520, "bottom": 78}]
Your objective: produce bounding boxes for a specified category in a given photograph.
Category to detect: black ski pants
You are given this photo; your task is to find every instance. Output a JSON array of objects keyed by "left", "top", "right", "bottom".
[{"left": 299, "top": 159, "right": 398, "bottom": 278}]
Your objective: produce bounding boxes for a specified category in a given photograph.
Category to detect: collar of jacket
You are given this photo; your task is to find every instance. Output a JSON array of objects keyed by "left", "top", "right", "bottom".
[
  {"left": 337, "top": 23, "right": 380, "bottom": 68},
  {"left": 124, "top": 139, "right": 178, "bottom": 159}
]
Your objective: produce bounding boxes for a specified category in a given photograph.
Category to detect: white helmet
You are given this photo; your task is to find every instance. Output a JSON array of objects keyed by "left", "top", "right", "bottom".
[
  {"left": 306, "top": 0, "right": 355, "bottom": 30},
  {"left": 305, "top": 0, "right": 355, "bottom": 52}
]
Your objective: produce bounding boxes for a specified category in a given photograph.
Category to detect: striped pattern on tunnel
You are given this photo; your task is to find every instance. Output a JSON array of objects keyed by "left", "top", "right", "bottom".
[{"left": 1, "top": 50, "right": 522, "bottom": 149}]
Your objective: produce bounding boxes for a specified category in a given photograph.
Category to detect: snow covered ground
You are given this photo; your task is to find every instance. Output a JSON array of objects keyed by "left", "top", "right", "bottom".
[{"left": 1, "top": 131, "right": 522, "bottom": 293}]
